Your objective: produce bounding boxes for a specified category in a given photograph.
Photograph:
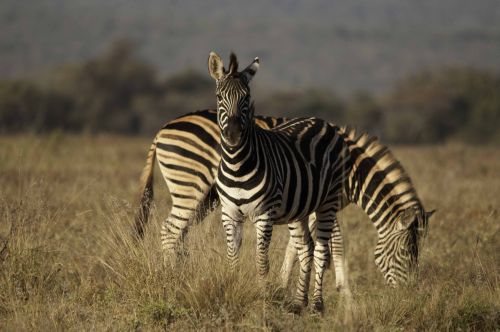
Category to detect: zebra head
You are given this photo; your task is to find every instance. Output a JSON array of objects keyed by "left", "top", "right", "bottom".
[
  {"left": 374, "top": 206, "right": 435, "bottom": 285},
  {"left": 208, "top": 52, "right": 259, "bottom": 148}
]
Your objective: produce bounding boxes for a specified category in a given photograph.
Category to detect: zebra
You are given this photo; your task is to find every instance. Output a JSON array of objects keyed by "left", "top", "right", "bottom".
[{"left": 208, "top": 52, "right": 435, "bottom": 312}]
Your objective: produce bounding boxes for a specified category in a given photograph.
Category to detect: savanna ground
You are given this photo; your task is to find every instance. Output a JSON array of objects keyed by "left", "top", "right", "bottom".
[{"left": 0, "top": 134, "right": 498, "bottom": 331}]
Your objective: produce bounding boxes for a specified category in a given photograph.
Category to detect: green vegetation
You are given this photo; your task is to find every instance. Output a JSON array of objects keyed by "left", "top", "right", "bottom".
[
  {"left": 382, "top": 68, "right": 500, "bottom": 144},
  {"left": 1, "top": 41, "right": 499, "bottom": 144},
  {"left": 0, "top": 136, "right": 498, "bottom": 330},
  {"left": 0, "top": 80, "right": 73, "bottom": 133},
  {"left": 0, "top": 40, "right": 216, "bottom": 136}
]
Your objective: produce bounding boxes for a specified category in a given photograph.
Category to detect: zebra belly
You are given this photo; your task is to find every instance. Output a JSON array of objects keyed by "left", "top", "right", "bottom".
[{"left": 219, "top": 187, "right": 268, "bottom": 219}]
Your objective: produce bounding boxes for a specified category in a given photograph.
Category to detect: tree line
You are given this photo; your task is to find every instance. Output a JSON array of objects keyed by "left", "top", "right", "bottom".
[{"left": 1, "top": 41, "right": 499, "bottom": 144}]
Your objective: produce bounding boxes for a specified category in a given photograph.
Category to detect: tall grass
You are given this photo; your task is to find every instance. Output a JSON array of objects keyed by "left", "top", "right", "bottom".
[{"left": 0, "top": 135, "right": 498, "bottom": 330}]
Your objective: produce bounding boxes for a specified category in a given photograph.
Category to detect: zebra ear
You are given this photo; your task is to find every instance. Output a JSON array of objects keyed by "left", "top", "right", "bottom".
[
  {"left": 228, "top": 52, "right": 239, "bottom": 75},
  {"left": 208, "top": 51, "right": 225, "bottom": 81},
  {"left": 397, "top": 209, "right": 417, "bottom": 230},
  {"left": 249, "top": 102, "right": 255, "bottom": 118},
  {"left": 241, "top": 57, "right": 260, "bottom": 83}
]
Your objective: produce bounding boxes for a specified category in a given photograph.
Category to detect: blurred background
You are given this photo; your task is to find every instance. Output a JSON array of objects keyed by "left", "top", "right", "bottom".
[{"left": 1, "top": 0, "right": 499, "bottom": 144}]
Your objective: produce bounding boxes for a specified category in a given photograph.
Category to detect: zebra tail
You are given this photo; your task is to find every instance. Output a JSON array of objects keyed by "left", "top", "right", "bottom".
[{"left": 134, "top": 138, "right": 157, "bottom": 239}]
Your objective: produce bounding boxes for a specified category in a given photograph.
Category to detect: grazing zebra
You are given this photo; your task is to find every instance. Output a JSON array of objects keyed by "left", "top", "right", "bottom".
[
  {"left": 135, "top": 109, "right": 287, "bottom": 255},
  {"left": 279, "top": 126, "right": 436, "bottom": 289},
  {"left": 208, "top": 52, "right": 435, "bottom": 312}
]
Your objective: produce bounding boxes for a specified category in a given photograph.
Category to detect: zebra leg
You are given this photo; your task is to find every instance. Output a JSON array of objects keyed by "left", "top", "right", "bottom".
[
  {"left": 160, "top": 206, "right": 191, "bottom": 262},
  {"left": 279, "top": 213, "right": 316, "bottom": 288},
  {"left": 288, "top": 218, "right": 314, "bottom": 313},
  {"left": 279, "top": 236, "right": 297, "bottom": 288},
  {"left": 194, "top": 185, "right": 220, "bottom": 225},
  {"left": 254, "top": 219, "right": 273, "bottom": 278},
  {"left": 330, "top": 217, "right": 347, "bottom": 292},
  {"left": 311, "top": 210, "right": 335, "bottom": 313},
  {"left": 161, "top": 187, "right": 218, "bottom": 263},
  {"left": 222, "top": 209, "right": 244, "bottom": 271}
]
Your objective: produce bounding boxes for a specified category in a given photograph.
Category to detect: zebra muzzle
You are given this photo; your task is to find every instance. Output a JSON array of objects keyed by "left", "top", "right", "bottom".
[{"left": 223, "top": 119, "right": 243, "bottom": 146}]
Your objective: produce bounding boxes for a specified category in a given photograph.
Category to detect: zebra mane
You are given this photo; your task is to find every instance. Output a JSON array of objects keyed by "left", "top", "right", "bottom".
[{"left": 338, "top": 125, "right": 420, "bottom": 220}]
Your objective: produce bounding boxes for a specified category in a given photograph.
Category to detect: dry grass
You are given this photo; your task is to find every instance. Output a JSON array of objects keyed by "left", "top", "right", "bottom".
[{"left": 0, "top": 133, "right": 498, "bottom": 331}]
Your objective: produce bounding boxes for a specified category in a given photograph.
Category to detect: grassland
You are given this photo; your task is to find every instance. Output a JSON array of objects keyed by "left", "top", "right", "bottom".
[{"left": 0, "top": 134, "right": 498, "bottom": 331}]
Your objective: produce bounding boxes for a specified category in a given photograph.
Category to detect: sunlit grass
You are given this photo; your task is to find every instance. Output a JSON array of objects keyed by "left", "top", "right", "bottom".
[{"left": 0, "top": 134, "right": 498, "bottom": 330}]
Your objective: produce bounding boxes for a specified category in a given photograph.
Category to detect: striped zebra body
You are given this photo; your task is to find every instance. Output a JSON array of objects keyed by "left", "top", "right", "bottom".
[{"left": 208, "top": 52, "right": 434, "bottom": 312}]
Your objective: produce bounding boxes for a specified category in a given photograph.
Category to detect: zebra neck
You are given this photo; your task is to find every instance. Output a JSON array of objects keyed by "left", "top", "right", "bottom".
[
  {"left": 342, "top": 131, "right": 419, "bottom": 236},
  {"left": 352, "top": 172, "right": 420, "bottom": 237}
]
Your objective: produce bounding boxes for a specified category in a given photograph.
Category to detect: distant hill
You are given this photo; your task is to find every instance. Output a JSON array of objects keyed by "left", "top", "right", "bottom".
[{"left": 1, "top": 0, "right": 500, "bottom": 94}]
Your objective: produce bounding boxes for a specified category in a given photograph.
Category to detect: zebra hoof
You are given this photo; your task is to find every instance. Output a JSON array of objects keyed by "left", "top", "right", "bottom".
[
  {"left": 273, "top": 286, "right": 287, "bottom": 302},
  {"left": 288, "top": 300, "right": 307, "bottom": 314},
  {"left": 312, "top": 299, "right": 324, "bottom": 314},
  {"left": 162, "top": 254, "right": 177, "bottom": 268}
]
